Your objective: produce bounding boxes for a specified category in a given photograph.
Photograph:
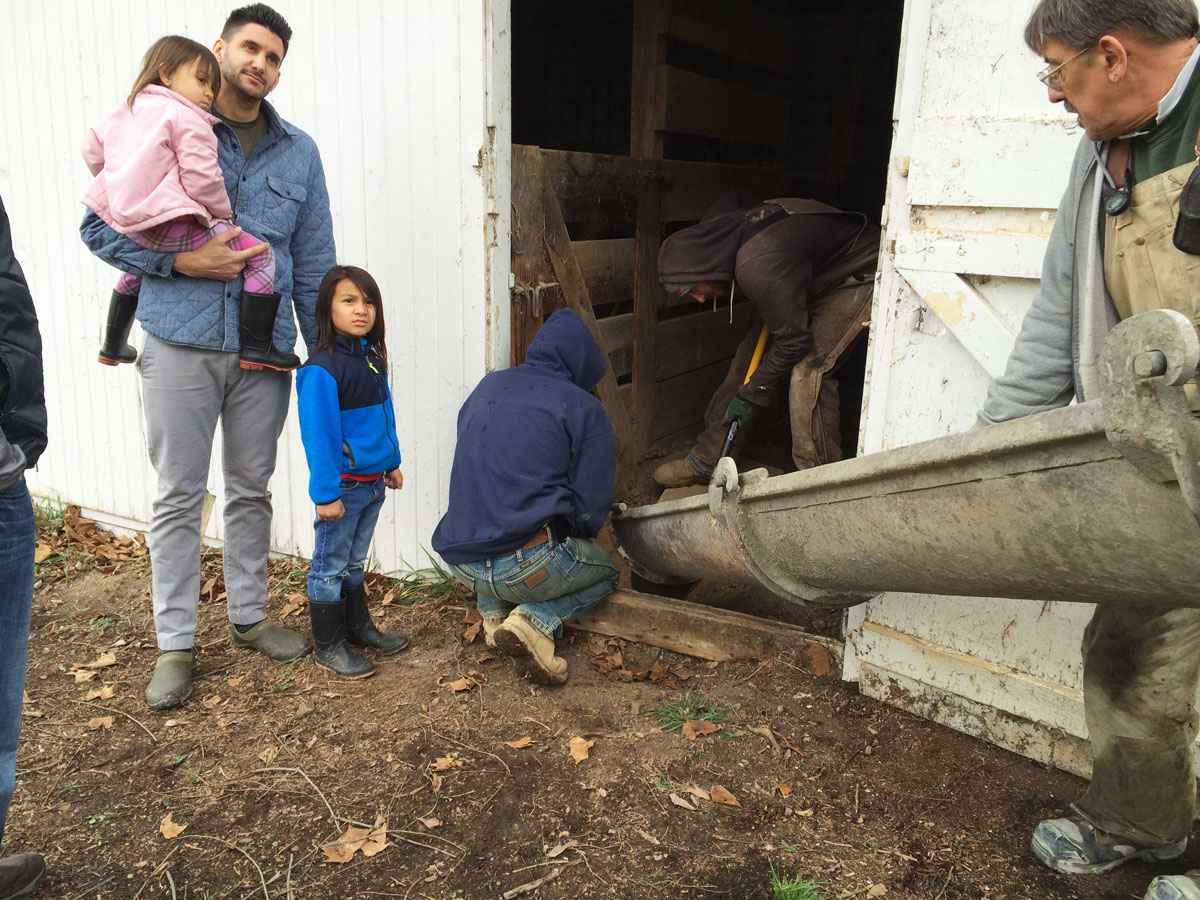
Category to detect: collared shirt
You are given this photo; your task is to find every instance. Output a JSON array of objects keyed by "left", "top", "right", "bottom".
[{"left": 80, "top": 100, "right": 335, "bottom": 354}]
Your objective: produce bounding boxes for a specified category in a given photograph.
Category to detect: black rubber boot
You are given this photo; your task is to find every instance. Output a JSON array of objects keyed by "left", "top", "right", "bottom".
[
  {"left": 344, "top": 582, "right": 409, "bottom": 654},
  {"left": 98, "top": 291, "right": 138, "bottom": 366},
  {"left": 309, "top": 600, "right": 375, "bottom": 678},
  {"left": 238, "top": 291, "right": 301, "bottom": 371}
]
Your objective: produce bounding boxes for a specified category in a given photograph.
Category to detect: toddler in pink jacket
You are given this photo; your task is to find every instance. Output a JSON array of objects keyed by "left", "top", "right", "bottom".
[{"left": 83, "top": 35, "right": 293, "bottom": 371}]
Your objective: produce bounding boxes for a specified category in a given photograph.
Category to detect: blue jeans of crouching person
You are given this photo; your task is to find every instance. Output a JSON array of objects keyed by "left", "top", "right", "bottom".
[
  {"left": 0, "top": 477, "right": 35, "bottom": 843},
  {"left": 308, "top": 476, "right": 386, "bottom": 604},
  {"left": 448, "top": 533, "right": 619, "bottom": 638}
]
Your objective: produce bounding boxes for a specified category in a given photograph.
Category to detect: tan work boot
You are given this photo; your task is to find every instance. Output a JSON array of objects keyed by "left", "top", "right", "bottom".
[
  {"left": 481, "top": 616, "right": 505, "bottom": 648},
  {"left": 652, "top": 457, "right": 708, "bottom": 488},
  {"left": 493, "top": 612, "right": 568, "bottom": 685}
]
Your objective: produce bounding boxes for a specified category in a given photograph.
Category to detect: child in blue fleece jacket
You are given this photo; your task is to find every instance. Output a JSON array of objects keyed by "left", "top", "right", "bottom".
[{"left": 296, "top": 265, "right": 408, "bottom": 679}]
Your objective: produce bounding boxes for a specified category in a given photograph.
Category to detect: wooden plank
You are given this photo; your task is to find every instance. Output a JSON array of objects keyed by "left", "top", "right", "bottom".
[
  {"left": 897, "top": 268, "right": 1016, "bottom": 379},
  {"left": 534, "top": 151, "right": 636, "bottom": 490},
  {"left": 574, "top": 239, "right": 635, "bottom": 305},
  {"left": 656, "top": 303, "right": 756, "bottom": 380},
  {"left": 660, "top": 158, "right": 795, "bottom": 222},
  {"left": 510, "top": 145, "right": 553, "bottom": 364},
  {"left": 632, "top": 179, "right": 663, "bottom": 452},
  {"left": 652, "top": 357, "right": 730, "bottom": 441},
  {"left": 664, "top": 0, "right": 795, "bottom": 77},
  {"left": 599, "top": 313, "right": 633, "bottom": 380},
  {"left": 569, "top": 587, "right": 843, "bottom": 663},
  {"left": 660, "top": 65, "right": 789, "bottom": 149},
  {"left": 631, "top": 0, "right": 669, "bottom": 158}
]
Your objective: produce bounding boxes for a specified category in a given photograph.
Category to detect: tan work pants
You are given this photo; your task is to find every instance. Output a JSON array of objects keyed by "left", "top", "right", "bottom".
[
  {"left": 690, "top": 279, "right": 874, "bottom": 472},
  {"left": 1075, "top": 161, "right": 1200, "bottom": 847}
]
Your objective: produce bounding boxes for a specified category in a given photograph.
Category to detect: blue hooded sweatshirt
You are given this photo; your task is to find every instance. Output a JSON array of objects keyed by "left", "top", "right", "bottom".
[{"left": 431, "top": 309, "right": 615, "bottom": 564}]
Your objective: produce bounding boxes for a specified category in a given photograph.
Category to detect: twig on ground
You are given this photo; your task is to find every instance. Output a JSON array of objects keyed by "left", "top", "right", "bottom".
[
  {"left": 132, "top": 846, "right": 181, "bottom": 900},
  {"left": 502, "top": 865, "right": 566, "bottom": 899},
  {"left": 188, "top": 834, "right": 271, "bottom": 899},
  {"left": 165, "top": 869, "right": 178, "bottom": 900},
  {"left": 66, "top": 699, "right": 158, "bottom": 742},
  {"left": 286, "top": 852, "right": 294, "bottom": 900},
  {"left": 933, "top": 865, "right": 955, "bottom": 900},
  {"left": 67, "top": 875, "right": 116, "bottom": 900},
  {"left": 748, "top": 724, "right": 782, "bottom": 756},
  {"left": 427, "top": 726, "right": 512, "bottom": 776},
  {"left": 195, "top": 657, "right": 252, "bottom": 680},
  {"left": 253, "top": 766, "right": 343, "bottom": 831}
]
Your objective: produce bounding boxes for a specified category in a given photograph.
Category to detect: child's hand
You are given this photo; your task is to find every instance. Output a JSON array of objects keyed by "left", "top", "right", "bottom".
[
  {"left": 317, "top": 499, "right": 345, "bottom": 521},
  {"left": 385, "top": 469, "right": 403, "bottom": 490}
]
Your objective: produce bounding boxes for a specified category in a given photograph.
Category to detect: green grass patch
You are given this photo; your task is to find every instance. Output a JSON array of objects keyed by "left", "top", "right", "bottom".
[
  {"left": 649, "top": 693, "right": 729, "bottom": 733},
  {"left": 380, "top": 555, "right": 462, "bottom": 605},
  {"left": 769, "top": 864, "right": 830, "bottom": 900}
]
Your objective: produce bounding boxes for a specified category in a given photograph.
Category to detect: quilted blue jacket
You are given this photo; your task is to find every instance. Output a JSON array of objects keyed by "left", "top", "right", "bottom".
[{"left": 79, "top": 101, "right": 335, "bottom": 353}]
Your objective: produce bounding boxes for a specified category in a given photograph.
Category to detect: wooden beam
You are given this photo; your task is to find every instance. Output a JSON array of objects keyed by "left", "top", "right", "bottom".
[
  {"left": 573, "top": 239, "right": 635, "bottom": 305},
  {"left": 569, "top": 587, "right": 843, "bottom": 663},
  {"left": 650, "top": 357, "right": 730, "bottom": 441},
  {"left": 510, "top": 145, "right": 553, "bottom": 365},
  {"left": 631, "top": 179, "right": 663, "bottom": 453},
  {"left": 599, "top": 313, "right": 633, "bottom": 380},
  {"left": 660, "top": 65, "right": 790, "bottom": 149},
  {"left": 533, "top": 151, "right": 637, "bottom": 491},
  {"left": 656, "top": 303, "right": 756, "bottom": 380},
  {"left": 664, "top": 0, "right": 795, "bottom": 77},
  {"left": 631, "top": 0, "right": 669, "bottom": 158}
]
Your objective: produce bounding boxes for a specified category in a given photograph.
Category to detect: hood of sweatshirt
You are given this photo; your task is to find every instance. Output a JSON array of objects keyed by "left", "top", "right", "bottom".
[{"left": 523, "top": 308, "right": 608, "bottom": 390}]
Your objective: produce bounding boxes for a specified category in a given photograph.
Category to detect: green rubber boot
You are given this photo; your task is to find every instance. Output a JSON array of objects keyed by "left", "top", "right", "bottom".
[{"left": 145, "top": 650, "right": 194, "bottom": 710}]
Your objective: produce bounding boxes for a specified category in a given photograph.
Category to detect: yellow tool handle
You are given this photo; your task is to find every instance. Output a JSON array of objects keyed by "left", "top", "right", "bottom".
[{"left": 743, "top": 324, "right": 770, "bottom": 385}]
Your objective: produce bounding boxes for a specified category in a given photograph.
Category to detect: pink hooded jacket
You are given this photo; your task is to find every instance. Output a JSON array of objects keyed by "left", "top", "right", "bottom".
[{"left": 81, "top": 84, "right": 232, "bottom": 234}]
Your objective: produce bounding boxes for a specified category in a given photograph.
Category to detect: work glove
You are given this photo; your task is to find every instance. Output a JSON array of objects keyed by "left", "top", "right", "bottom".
[{"left": 722, "top": 396, "right": 757, "bottom": 428}]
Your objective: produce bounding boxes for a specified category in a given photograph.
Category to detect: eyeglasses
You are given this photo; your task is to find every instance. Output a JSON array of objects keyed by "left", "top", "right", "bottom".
[{"left": 1037, "top": 45, "right": 1090, "bottom": 89}]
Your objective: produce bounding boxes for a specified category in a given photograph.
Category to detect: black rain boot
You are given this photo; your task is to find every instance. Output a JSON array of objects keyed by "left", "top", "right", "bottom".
[
  {"left": 238, "top": 291, "right": 301, "bottom": 371},
  {"left": 98, "top": 291, "right": 138, "bottom": 366},
  {"left": 344, "top": 582, "right": 409, "bottom": 654},
  {"left": 308, "top": 600, "right": 375, "bottom": 679}
]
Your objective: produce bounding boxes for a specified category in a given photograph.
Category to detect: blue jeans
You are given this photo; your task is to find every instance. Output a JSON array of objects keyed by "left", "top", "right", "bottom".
[
  {"left": 307, "top": 477, "right": 386, "bottom": 604},
  {"left": 448, "top": 535, "right": 619, "bottom": 639},
  {"left": 0, "top": 477, "right": 35, "bottom": 845}
]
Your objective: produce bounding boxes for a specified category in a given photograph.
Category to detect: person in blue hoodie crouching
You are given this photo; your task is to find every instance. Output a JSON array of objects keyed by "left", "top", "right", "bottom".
[{"left": 431, "top": 309, "right": 619, "bottom": 685}]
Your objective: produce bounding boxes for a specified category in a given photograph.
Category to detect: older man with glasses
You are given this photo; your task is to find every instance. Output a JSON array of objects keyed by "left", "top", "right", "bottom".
[{"left": 978, "top": 1, "right": 1200, "bottom": 897}]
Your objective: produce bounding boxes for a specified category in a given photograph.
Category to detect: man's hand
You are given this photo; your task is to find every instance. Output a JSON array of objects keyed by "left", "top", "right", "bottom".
[
  {"left": 316, "top": 499, "right": 345, "bottom": 521},
  {"left": 173, "top": 228, "right": 268, "bottom": 281},
  {"left": 385, "top": 469, "right": 403, "bottom": 490},
  {"left": 722, "top": 396, "right": 757, "bottom": 428}
]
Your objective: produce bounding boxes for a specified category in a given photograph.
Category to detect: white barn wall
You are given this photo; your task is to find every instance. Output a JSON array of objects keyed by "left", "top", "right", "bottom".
[{"left": 0, "top": 0, "right": 508, "bottom": 573}]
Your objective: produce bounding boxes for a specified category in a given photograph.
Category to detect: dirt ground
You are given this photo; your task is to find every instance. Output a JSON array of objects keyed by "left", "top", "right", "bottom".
[{"left": 6, "top": 510, "right": 1194, "bottom": 900}]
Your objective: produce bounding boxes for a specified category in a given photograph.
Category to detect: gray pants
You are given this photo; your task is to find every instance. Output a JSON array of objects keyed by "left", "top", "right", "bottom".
[
  {"left": 1073, "top": 604, "right": 1200, "bottom": 847},
  {"left": 139, "top": 334, "right": 291, "bottom": 651}
]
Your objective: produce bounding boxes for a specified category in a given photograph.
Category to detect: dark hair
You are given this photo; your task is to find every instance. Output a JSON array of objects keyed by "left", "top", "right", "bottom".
[
  {"left": 316, "top": 266, "right": 388, "bottom": 369},
  {"left": 221, "top": 3, "right": 293, "bottom": 58},
  {"left": 1024, "top": 0, "right": 1199, "bottom": 53},
  {"left": 128, "top": 36, "right": 221, "bottom": 107}
]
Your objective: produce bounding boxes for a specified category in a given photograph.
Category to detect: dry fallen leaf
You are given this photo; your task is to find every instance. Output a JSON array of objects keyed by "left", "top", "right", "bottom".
[
  {"left": 866, "top": 885, "right": 888, "bottom": 898},
  {"left": 159, "top": 813, "right": 187, "bottom": 839},
  {"left": 569, "top": 736, "right": 594, "bottom": 764},
  {"left": 431, "top": 772, "right": 444, "bottom": 793},
  {"left": 783, "top": 736, "right": 810, "bottom": 758},
  {"left": 278, "top": 592, "right": 306, "bottom": 620},
  {"left": 461, "top": 607, "right": 483, "bottom": 643},
  {"left": 34, "top": 542, "right": 53, "bottom": 563},
  {"left": 797, "top": 808, "right": 814, "bottom": 817},
  {"left": 668, "top": 792, "right": 697, "bottom": 811},
  {"left": 681, "top": 785, "right": 711, "bottom": 802},
  {"left": 258, "top": 746, "right": 279, "bottom": 765},
  {"left": 87, "top": 716, "right": 114, "bottom": 730},
  {"left": 322, "top": 823, "right": 371, "bottom": 863},
  {"left": 84, "top": 652, "right": 118, "bottom": 669},
  {"left": 431, "top": 756, "right": 460, "bottom": 772},
  {"left": 710, "top": 785, "right": 740, "bottom": 807},
  {"left": 546, "top": 840, "right": 578, "bottom": 858},
  {"left": 84, "top": 685, "right": 115, "bottom": 701},
  {"left": 360, "top": 815, "right": 390, "bottom": 858},
  {"left": 501, "top": 736, "right": 537, "bottom": 749},
  {"left": 68, "top": 669, "right": 98, "bottom": 683},
  {"left": 417, "top": 817, "right": 442, "bottom": 829},
  {"left": 442, "top": 674, "right": 478, "bottom": 693},
  {"left": 681, "top": 719, "right": 721, "bottom": 741},
  {"left": 774, "top": 783, "right": 794, "bottom": 797},
  {"left": 803, "top": 642, "right": 832, "bottom": 677},
  {"left": 226, "top": 675, "right": 245, "bottom": 688}
]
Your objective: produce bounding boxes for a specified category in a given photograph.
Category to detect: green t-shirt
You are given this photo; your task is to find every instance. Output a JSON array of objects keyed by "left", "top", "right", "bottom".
[
  {"left": 1131, "top": 59, "right": 1200, "bottom": 182},
  {"left": 216, "top": 111, "right": 269, "bottom": 161}
]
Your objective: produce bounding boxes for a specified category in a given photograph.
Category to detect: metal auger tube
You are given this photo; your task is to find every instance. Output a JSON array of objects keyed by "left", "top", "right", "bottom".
[{"left": 611, "top": 310, "right": 1200, "bottom": 609}]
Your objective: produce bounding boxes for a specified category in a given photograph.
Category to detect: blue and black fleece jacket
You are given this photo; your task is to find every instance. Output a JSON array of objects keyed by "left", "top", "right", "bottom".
[{"left": 296, "top": 335, "right": 401, "bottom": 505}]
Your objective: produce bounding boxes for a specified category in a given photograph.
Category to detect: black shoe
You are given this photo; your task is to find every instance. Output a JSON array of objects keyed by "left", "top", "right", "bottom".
[
  {"left": 98, "top": 291, "right": 138, "bottom": 366},
  {"left": 238, "top": 291, "right": 301, "bottom": 371},
  {"left": 308, "top": 600, "right": 375, "bottom": 678},
  {"left": 0, "top": 853, "right": 45, "bottom": 899},
  {"left": 344, "top": 582, "right": 409, "bottom": 655}
]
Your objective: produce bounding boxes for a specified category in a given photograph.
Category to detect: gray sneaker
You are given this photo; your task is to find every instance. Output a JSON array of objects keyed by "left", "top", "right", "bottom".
[
  {"left": 1145, "top": 873, "right": 1200, "bottom": 900},
  {"left": 1031, "top": 816, "right": 1187, "bottom": 875}
]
